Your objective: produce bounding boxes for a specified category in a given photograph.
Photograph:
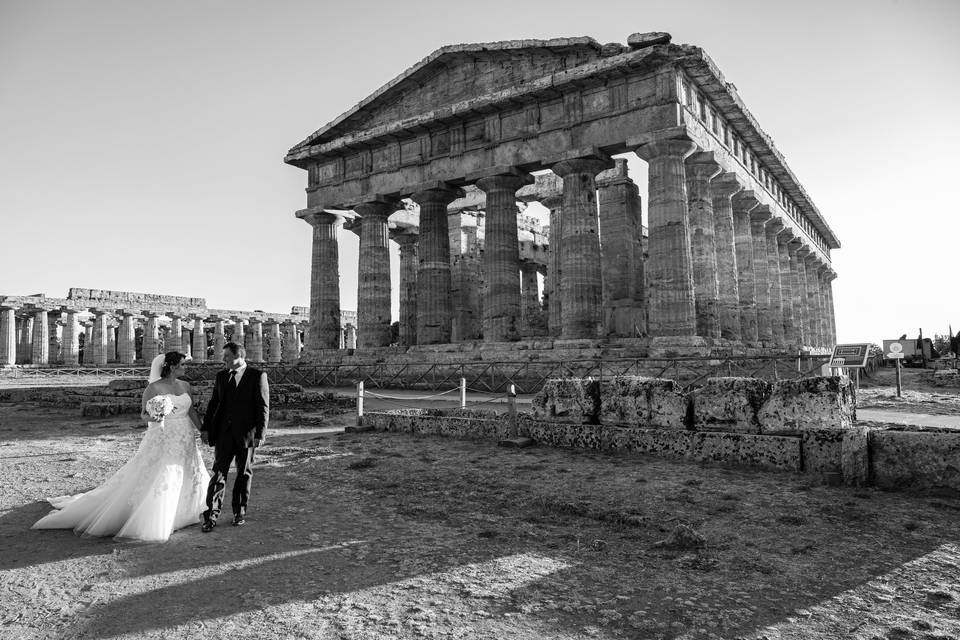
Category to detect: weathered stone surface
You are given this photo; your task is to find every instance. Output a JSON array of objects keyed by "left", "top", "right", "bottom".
[
  {"left": 598, "top": 376, "right": 688, "bottom": 430},
  {"left": 758, "top": 376, "right": 855, "bottom": 434},
  {"left": 690, "top": 377, "right": 771, "bottom": 433},
  {"left": 107, "top": 378, "right": 148, "bottom": 391},
  {"left": 870, "top": 429, "right": 960, "bottom": 491},
  {"left": 841, "top": 426, "right": 870, "bottom": 486},
  {"left": 800, "top": 429, "right": 842, "bottom": 475},
  {"left": 626, "top": 32, "right": 672, "bottom": 48},
  {"left": 531, "top": 377, "right": 599, "bottom": 424}
]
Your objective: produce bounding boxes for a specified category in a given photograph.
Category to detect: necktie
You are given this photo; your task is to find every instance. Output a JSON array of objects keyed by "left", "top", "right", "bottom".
[{"left": 229, "top": 370, "right": 237, "bottom": 389}]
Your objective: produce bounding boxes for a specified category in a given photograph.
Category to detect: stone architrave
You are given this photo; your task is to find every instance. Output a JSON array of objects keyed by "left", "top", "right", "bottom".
[
  {"left": 786, "top": 241, "right": 806, "bottom": 347},
  {"left": 60, "top": 310, "right": 81, "bottom": 366},
  {"left": 749, "top": 205, "right": 774, "bottom": 345},
  {"left": 167, "top": 315, "right": 183, "bottom": 354},
  {"left": 474, "top": 169, "right": 532, "bottom": 342},
  {"left": 411, "top": 185, "right": 463, "bottom": 344},
  {"left": 355, "top": 199, "right": 399, "bottom": 348},
  {"left": 710, "top": 172, "right": 743, "bottom": 341},
  {"left": 281, "top": 321, "right": 299, "bottom": 362},
  {"left": 247, "top": 320, "right": 264, "bottom": 362},
  {"left": 776, "top": 230, "right": 797, "bottom": 348},
  {"left": 0, "top": 307, "right": 16, "bottom": 366},
  {"left": 142, "top": 314, "right": 160, "bottom": 363},
  {"left": 118, "top": 312, "right": 137, "bottom": 364},
  {"left": 634, "top": 139, "right": 698, "bottom": 337},
  {"left": 685, "top": 151, "right": 723, "bottom": 339},
  {"left": 302, "top": 211, "right": 343, "bottom": 351},
  {"left": 18, "top": 315, "right": 33, "bottom": 364},
  {"left": 31, "top": 309, "right": 50, "bottom": 365},
  {"left": 192, "top": 317, "right": 207, "bottom": 362},
  {"left": 541, "top": 194, "right": 563, "bottom": 336},
  {"left": 764, "top": 218, "right": 786, "bottom": 348},
  {"left": 804, "top": 255, "right": 824, "bottom": 348},
  {"left": 550, "top": 153, "right": 614, "bottom": 339},
  {"left": 394, "top": 232, "right": 418, "bottom": 346},
  {"left": 597, "top": 159, "right": 644, "bottom": 337}
]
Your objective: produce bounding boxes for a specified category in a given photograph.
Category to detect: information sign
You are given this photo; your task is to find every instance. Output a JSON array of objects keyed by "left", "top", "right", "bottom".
[{"left": 829, "top": 343, "right": 872, "bottom": 369}]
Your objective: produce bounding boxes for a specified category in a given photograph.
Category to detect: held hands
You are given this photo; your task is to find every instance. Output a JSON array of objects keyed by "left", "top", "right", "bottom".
[{"left": 254, "top": 438, "right": 264, "bottom": 448}]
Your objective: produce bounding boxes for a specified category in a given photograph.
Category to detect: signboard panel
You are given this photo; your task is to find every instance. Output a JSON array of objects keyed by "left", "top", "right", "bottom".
[{"left": 829, "top": 343, "right": 872, "bottom": 368}]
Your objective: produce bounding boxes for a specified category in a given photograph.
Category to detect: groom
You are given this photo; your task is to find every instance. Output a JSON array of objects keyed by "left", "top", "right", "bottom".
[{"left": 200, "top": 341, "right": 269, "bottom": 532}]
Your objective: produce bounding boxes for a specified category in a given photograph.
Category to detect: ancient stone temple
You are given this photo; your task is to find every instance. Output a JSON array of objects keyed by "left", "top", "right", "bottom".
[{"left": 285, "top": 32, "right": 839, "bottom": 358}]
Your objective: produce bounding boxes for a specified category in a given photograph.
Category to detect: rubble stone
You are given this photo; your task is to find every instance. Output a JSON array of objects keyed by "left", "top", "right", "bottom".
[
  {"left": 870, "top": 430, "right": 960, "bottom": 491},
  {"left": 690, "top": 377, "right": 771, "bottom": 433},
  {"left": 598, "top": 376, "right": 688, "bottom": 429},
  {"left": 758, "top": 376, "right": 855, "bottom": 435},
  {"left": 531, "top": 378, "right": 599, "bottom": 424}
]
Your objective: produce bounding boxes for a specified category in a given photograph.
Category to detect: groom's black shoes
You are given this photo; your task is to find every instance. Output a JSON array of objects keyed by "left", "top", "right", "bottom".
[
  {"left": 201, "top": 519, "right": 216, "bottom": 533},
  {"left": 232, "top": 514, "right": 246, "bottom": 527}
]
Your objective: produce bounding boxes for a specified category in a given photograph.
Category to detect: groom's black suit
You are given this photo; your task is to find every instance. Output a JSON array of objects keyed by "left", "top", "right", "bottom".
[{"left": 201, "top": 365, "right": 269, "bottom": 522}]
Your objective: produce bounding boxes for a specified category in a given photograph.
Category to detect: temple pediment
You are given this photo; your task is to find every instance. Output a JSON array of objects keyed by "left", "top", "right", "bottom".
[{"left": 287, "top": 38, "right": 603, "bottom": 157}]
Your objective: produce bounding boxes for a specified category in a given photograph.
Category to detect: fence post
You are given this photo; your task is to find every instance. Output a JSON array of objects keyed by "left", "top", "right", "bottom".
[
  {"left": 507, "top": 383, "right": 518, "bottom": 437},
  {"left": 460, "top": 377, "right": 467, "bottom": 409},
  {"left": 773, "top": 359, "right": 779, "bottom": 380},
  {"left": 356, "top": 380, "right": 364, "bottom": 425}
]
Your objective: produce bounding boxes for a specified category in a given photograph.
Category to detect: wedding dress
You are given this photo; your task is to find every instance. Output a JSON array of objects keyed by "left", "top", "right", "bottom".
[{"left": 32, "top": 393, "right": 211, "bottom": 542}]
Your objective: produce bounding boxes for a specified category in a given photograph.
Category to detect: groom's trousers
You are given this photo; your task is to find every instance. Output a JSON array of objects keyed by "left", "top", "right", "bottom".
[{"left": 204, "top": 440, "right": 255, "bottom": 520}]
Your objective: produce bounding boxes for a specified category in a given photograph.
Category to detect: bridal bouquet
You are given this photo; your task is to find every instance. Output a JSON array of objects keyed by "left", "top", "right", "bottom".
[{"left": 145, "top": 395, "right": 175, "bottom": 423}]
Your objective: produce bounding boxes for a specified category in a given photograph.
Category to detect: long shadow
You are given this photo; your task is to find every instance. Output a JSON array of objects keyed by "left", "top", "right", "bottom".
[{"left": 0, "top": 403, "right": 143, "bottom": 443}]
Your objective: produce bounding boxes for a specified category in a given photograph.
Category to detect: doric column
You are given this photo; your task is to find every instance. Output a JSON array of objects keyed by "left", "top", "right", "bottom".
[
  {"left": 520, "top": 261, "right": 543, "bottom": 334},
  {"left": 411, "top": 185, "right": 463, "bottom": 344},
  {"left": 803, "top": 254, "right": 824, "bottom": 348},
  {"left": 818, "top": 265, "right": 833, "bottom": 347},
  {"left": 31, "top": 309, "right": 50, "bottom": 365},
  {"left": 344, "top": 324, "right": 357, "bottom": 349},
  {"left": 263, "top": 321, "right": 281, "bottom": 363},
  {"left": 17, "top": 314, "right": 33, "bottom": 364},
  {"left": 106, "top": 321, "right": 117, "bottom": 363},
  {"left": 597, "top": 159, "right": 645, "bottom": 337},
  {"left": 191, "top": 316, "right": 207, "bottom": 362},
  {"left": 302, "top": 211, "right": 343, "bottom": 351},
  {"left": 749, "top": 205, "right": 774, "bottom": 345},
  {"left": 118, "top": 312, "right": 137, "bottom": 364},
  {"left": 786, "top": 241, "right": 806, "bottom": 347},
  {"left": 231, "top": 317, "right": 246, "bottom": 350},
  {"left": 0, "top": 307, "right": 16, "bottom": 366},
  {"left": 90, "top": 311, "right": 109, "bottom": 366},
  {"left": 281, "top": 320, "right": 299, "bottom": 362},
  {"left": 298, "top": 321, "right": 309, "bottom": 357},
  {"left": 212, "top": 317, "right": 226, "bottom": 355},
  {"left": 634, "top": 139, "right": 698, "bottom": 337},
  {"left": 550, "top": 153, "right": 614, "bottom": 339},
  {"left": 710, "top": 172, "right": 742, "bottom": 341},
  {"left": 142, "top": 314, "right": 160, "bottom": 362},
  {"left": 731, "top": 192, "right": 759, "bottom": 344},
  {"left": 394, "top": 232, "right": 418, "bottom": 346},
  {"left": 355, "top": 199, "right": 399, "bottom": 348},
  {"left": 167, "top": 314, "right": 183, "bottom": 353},
  {"left": 541, "top": 194, "right": 563, "bottom": 336},
  {"left": 824, "top": 270, "right": 838, "bottom": 345},
  {"left": 60, "top": 310, "right": 81, "bottom": 366},
  {"left": 764, "top": 218, "right": 786, "bottom": 348},
  {"left": 247, "top": 319, "right": 264, "bottom": 361},
  {"left": 795, "top": 245, "right": 812, "bottom": 348},
  {"left": 776, "top": 231, "right": 797, "bottom": 348},
  {"left": 685, "top": 151, "right": 723, "bottom": 339},
  {"left": 48, "top": 313, "right": 62, "bottom": 364},
  {"left": 474, "top": 170, "right": 532, "bottom": 342}
]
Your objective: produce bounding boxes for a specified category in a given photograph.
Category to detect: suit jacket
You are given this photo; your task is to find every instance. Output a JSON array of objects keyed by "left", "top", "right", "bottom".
[{"left": 202, "top": 366, "right": 269, "bottom": 447}]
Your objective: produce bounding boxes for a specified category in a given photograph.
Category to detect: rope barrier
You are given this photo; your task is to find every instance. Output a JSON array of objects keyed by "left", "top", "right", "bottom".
[{"left": 364, "top": 387, "right": 460, "bottom": 401}]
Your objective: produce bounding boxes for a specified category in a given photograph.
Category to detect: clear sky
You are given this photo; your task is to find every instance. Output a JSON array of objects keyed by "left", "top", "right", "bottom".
[{"left": 2, "top": 0, "right": 958, "bottom": 343}]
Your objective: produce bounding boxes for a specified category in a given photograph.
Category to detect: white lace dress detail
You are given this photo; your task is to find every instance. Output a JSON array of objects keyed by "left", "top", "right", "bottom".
[{"left": 32, "top": 393, "right": 211, "bottom": 542}]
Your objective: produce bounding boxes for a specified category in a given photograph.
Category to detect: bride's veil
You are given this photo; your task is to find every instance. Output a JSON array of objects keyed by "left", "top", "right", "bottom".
[{"left": 148, "top": 354, "right": 166, "bottom": 383}]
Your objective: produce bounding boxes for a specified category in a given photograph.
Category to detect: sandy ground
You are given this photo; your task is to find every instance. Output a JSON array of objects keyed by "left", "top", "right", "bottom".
[{"left": 2, "top": 397, "right": 960, "bottom": 640}]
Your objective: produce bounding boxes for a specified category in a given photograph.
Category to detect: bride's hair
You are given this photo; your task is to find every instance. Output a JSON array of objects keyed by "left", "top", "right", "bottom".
[{"left": 160, "top": 352, "right": 187, "bottom": 378}]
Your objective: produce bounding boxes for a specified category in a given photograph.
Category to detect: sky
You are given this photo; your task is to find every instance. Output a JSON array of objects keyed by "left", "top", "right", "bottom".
[{"left": 2, "top": 0, "right": 959, "bottom": 344}]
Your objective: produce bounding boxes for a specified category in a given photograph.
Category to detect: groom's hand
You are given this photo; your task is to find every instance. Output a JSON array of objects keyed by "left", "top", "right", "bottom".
[
  {"left": 253, "top": 438, "right": 264, "bottom": 448},
  {"left": 200, "top": 431, "right": 209, "bottom": 445}
]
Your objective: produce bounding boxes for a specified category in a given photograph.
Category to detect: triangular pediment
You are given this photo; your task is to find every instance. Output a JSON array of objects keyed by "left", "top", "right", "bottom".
[{"left": 289, "top": 38, "right": 602, "bottom": 155}]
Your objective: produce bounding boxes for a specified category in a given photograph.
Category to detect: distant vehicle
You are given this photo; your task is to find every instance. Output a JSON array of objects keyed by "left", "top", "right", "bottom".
[{"left": 883, "top": 338, "right": 939, "bottom": 367}]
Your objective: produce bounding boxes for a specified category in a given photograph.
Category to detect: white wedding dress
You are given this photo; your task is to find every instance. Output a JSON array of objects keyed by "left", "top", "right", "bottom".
[{"left": 32, "top": 393, "right": 211, "bottom": 542}]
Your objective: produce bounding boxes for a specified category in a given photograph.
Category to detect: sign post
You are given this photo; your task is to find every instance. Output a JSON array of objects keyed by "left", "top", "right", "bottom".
[{"left": 886, "top": 341, "right": 904, "bottom": 398}]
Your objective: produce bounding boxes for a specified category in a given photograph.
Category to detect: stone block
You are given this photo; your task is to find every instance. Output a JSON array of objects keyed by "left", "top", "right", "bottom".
[
  {"left": 598, "top": 376, "right": 688, "bottom": 429},
  {"left": 841, "top": 426, "right": 870, "bottom": 486},
  {"left": 531, "top": 378, "right": 599, "bottom": 424},
  {"left": 801, "top": 429, "right": 842, "bottom": 474},
  {"left": 870, "top": 429, "right": 960, "bottom": 492},
  {"left": 689, "top": 377, "right": 771, "bottom": 433},
  {"left": 758, "top": 376, "right": 855, "bottom": 435},
  {"left": 107, "top": 378, "right": 148, "bottom": 391}
]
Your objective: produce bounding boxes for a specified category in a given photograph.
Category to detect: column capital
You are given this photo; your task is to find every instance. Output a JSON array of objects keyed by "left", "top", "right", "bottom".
[
  {"left": 632, "top": 138, "right": 697, "bottom": 162},
  {"left": 299, "top": 208, "right": 343, "bottom": 228},
  {"left": 710, "top": 172, "right": 743, "bottom": 198},
  {"left": 550, "top": 151, "right": 615, "bottom": 178},
  {"left": 802, "top": 252, "right": 820, "bottom": 266},
  {"left": 539, "top": 194, "right": 563, "bottom": 211},
  {"left": 796, "top": 244, "right": 812, "bottom": 258},
  {"left": 685, "top": 151, "right": 723, "bottom": 180},
  {"left": 776, "top": 227, "right": 796, "bottom": 244},
  {"left": 409, "top": 182, "right": 464, "bottom": 206},
  {"left": 392, "top": 230, "right": 419, "bottom": 246},
  {"left": 354, "top": 197, "right": 402, "bottom": 219},
  {"left": 732, "top": 189, "right": 760, "bottom": 213},
  {"left": 766, "top": 216, "right": 785, "bottom": 233},
  {"left": 749, "top": 204, "right": 773, "bottom": 223},
  {"left": 468, "top": 166, "right": 534, "bottom": 190}
]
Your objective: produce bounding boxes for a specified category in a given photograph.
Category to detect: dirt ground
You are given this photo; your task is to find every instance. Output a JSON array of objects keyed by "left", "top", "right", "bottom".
[{"left": 2, "top": 395, "right": 960, "bottom": 640}]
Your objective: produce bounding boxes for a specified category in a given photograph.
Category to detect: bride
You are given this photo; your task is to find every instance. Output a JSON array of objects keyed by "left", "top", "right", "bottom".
[{"left": 32, "top": 352, "right": 211, "bottom": 542}]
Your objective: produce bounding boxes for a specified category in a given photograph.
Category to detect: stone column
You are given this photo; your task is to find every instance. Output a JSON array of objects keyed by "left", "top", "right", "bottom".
[
  {"left": 303, "top": 211, "right": 342, "bottom": 351},
  {"left": 60, "top": 310, "right": 80, "bottom": 366},
  {"left": 804, "top": 255, "right": 824, "bottom": 348},
  {"left": 344, "top": 324, "right": 357, "bottom": 349},
  {"left": 90, "top": 311, "right": 109, "bottom": 366},
  {"left": 634, "top": 140, "right": 698, "bottom": 337},
  {"left": 212, "top": 317, "right": 226, "bottom": 355},
  {"left": 192, "top": 317, "right": 207, "bottom": 362},
  {"left": 167, "top": 315, "right": 183, "bottom": 353},
  {"left": 281, "top": 320, "right": 299, "bottom": 362},
  {"left": 474, "top": 170, "right": 531, "bottom": 342},
  {"left": 749, "top": 205, "right": 774, "bottom": 345},
  {"left": 0, "top": 307, "right": 16, "bottom": 366},
  {"left": 541, "top": 194, "right": 563, "bottom": 336},
  {"left": 31, "top": 309, "right": 50, "bottom": 365},
  {"left": 118, "top": 312, "right": 137, "bottom": 364},
  {"left": 550, "top": 154, "right": 614, "bottom": 339},
  {"left": 795, "top": 245, "right": 812, "bottom": 348},
  {"left": 776, "top": 231, "right": 797, "bottom": 349},
  {"left": 266, "top": 321, "right": 282, "bottom": 363},
  {"left": 48, "top": 313, "right": 62, "bottom": 364},
  {"left": 394, "top": 232, "right": 418, "bottom": 346},
  {"left": 247, "top": 320, "right": 264, "bottom": 361},
  {"left": 710, "top": 173, "right": 742, "bottom": 341},
  {"left": 106, "top": 321, "right": 117, "bottom": 363},
  {"left": 825, "top": 270, "right": 838, "bottom": 346},
  {"left": 298, "top": 321, "right": 309, "bottom": 357},
  {"left": 786, "top": 241, "right": 806, "bottom": 347},
  {"left": 411, "top": 185, "right": 462, "bottom": 344},
  {"left": 355, "top": 199, "right": 398, "bottom": 348},
  {"left": 17, "top": 314, "right": 33, "bottom": 364},
  {"left": 818, "top": 265, "right": 833, "bottom": 347},
  {"left": 685, "top": 151, "right": 723, "bottom": 339},
  {"left": 764, "top": 218, "right": 786, "bottom": 348},
  {"left": 520, "top": 261, "right": 542, "bottom": 333},
  {"left": 232, "top": 317, "right": 246, "bottom": 351},
  {"left": 597, "top": 159, "right": 644, "bottom": 337},
  {"left": 142, "top": 314, "right": 160, "bottom": 362}
]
